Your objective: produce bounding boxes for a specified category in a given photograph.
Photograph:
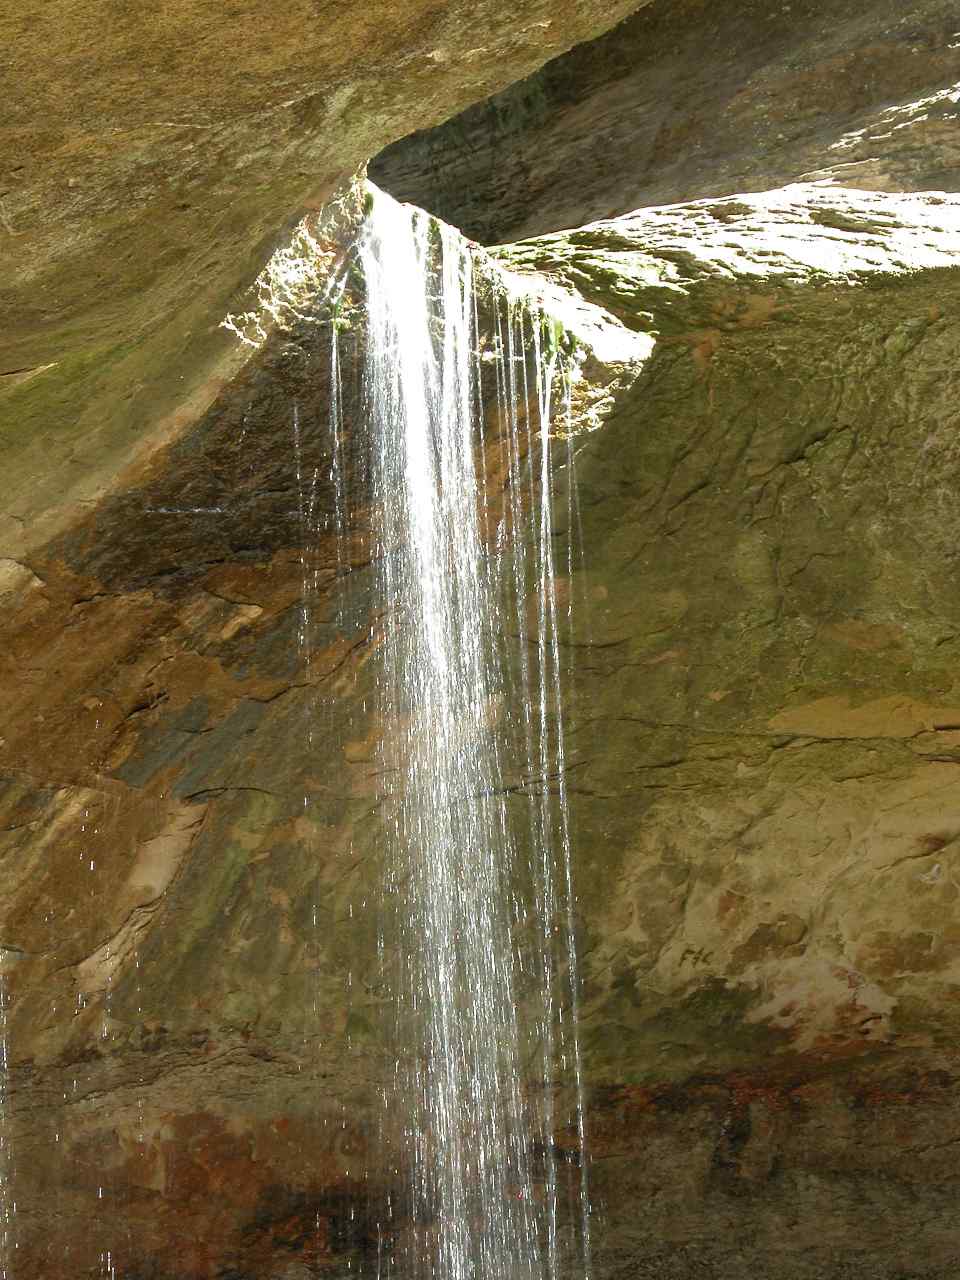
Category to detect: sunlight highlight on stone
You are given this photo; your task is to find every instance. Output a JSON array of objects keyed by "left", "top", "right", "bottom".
[
  {"left": 534, "top": 185, "right": 960, "bottom": 287},
  {"left": 831, "top": 81, "right": 960, "bottom": 151}
]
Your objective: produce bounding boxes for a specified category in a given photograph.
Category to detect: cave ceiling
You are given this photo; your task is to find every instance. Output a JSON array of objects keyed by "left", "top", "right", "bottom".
[{"left": 372, "top": 0, "right": 960, "bottom": 242}]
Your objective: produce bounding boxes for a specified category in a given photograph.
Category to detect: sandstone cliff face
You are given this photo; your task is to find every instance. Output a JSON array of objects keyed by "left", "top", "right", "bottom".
[
  {"left": 5, "top": 182, "right": 960, "bottom": 1279},
  {"left": 372, "top": 0, "right": 960, "bottom": 242},
  {"left": 5, "top": 1, "right": 960, "bottom": 1278},
  {"left": 500, "top": 186, "right": 960, "bottom": 1072},
  {"left": 499, "top": 186, "right": 960, "bottom": 1277},
  {"left": 0, "top": 0, "right": 645, "bottom": 563}
]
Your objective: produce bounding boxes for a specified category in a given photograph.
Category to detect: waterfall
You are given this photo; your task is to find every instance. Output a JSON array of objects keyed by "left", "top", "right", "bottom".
[
  {"left": 354, "top": 186, "right": 589, "bottom": 1280},
  {"left": 0, "top": 968, "right": 11, "bottom": 1280}
]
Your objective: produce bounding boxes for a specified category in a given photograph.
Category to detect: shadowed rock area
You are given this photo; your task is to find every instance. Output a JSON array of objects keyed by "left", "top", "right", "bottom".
[
  {"left": 5, "top": 1, "right": 960, "bottom": 1278},
  {"left": 372, "top": 0, "right": 960, "bottom": 242}
]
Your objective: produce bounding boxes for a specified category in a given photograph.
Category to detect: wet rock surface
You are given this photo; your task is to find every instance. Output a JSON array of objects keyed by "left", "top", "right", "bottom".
[
  {"left": 501, "top": 189, "right": 960, "bottom": 1277},
  {"left": 5, "top": 183, "right": 960, "bottom": 1276},
  {"left": 5, "top": 2, "right": 960, "bottom": 1278}
]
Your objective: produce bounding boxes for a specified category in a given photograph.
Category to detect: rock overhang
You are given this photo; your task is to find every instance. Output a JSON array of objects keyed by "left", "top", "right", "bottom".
[{"left": 6, "top": 3, "right": 960, "bottom": 1277}]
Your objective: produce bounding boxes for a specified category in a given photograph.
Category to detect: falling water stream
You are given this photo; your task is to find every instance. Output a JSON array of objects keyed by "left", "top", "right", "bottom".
[
  {"left": 354, "top": 186, "right": 589, "bottom": 1280},
  {"left": 0, "top": 181, "right": 591, "bottom": 1280},
  {"left": 0, "top": 965, "right": 12, "bottom": 1280}
]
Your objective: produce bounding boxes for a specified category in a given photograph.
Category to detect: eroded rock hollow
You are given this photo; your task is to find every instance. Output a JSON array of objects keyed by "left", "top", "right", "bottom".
[{"left": 3, "top": 2, "right": 960, "bottom": 1278}]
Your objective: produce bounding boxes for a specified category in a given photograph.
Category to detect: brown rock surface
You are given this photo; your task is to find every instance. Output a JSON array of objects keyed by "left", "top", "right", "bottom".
[
  {"left": 5, "top": 2, "right": 960, "bottom": 1278},
  {"left": 4, "top": 181, "right": 960, "bottom": 1276},
  {"left": 488, "top": 187, "right": 960, "bottom": 1277},
  {"left": 0, "top": 0, "right": 645, "bottom": 560},
  {"left": 372, "top": 0, "right": 960, "bottom": 242}
]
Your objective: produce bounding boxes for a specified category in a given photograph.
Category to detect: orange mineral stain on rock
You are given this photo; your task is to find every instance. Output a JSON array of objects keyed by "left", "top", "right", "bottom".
[
  {"left": 768, "top": 694, "right": 960, "bottom": 740},
  {"left": 821, "top": 619, "right": 905, "bottom": 652}
]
